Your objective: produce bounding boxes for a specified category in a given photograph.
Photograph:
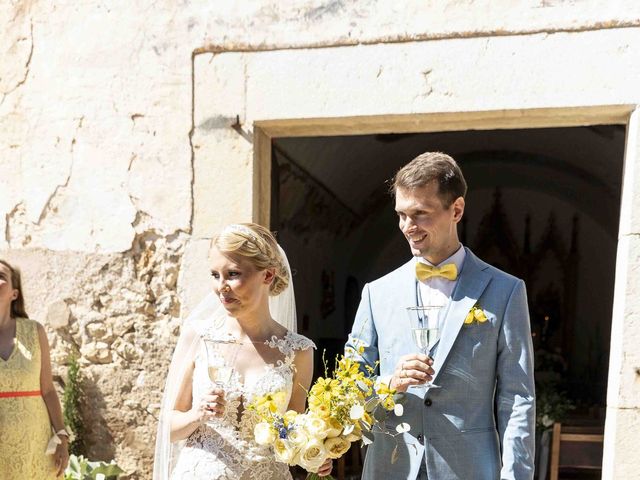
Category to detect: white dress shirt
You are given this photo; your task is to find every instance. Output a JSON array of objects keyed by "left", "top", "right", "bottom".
[{"left": 415, "top": 244, "right": 466, "bottom": 325}]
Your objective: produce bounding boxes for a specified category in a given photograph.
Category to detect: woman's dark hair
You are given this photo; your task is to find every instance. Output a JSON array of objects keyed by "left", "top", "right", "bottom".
[{"left": 0, "top": 259, "right": 28, "bottom": 318}]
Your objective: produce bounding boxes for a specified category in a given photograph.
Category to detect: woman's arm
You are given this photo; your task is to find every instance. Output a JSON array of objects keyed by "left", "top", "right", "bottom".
[
  {"left": 37, "top": 323, "right": 69, "bottom": 476},
  {"left": 287, "top": 347, "right": 313, "bottom": 413},
  {"left": 170, "top": 362, "right": 200, "bottom": 442},
  {"left": 170, "top": 362, "right": 227, "bottom": 442},
  {"left": 288, "top": 347, "right": 333, "bottom": 477}
]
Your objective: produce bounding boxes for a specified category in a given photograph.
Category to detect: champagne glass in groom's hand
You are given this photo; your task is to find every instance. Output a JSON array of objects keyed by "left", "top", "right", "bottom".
[
  {"left": 389, "top": 305, "right": 443, "bottom": 392},
  {"left": 407, "top": 305, "right": 443, "bottom": 389}
]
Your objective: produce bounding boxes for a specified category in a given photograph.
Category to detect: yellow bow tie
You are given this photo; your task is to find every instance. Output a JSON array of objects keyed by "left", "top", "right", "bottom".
[{"left": 415, "top": 262, "right": 458, "bottom": 282}]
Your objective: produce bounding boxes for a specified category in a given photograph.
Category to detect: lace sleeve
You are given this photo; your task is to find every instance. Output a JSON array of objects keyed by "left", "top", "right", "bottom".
[{"left": 265, "top": 331, "right": 316, "bottom": 356}]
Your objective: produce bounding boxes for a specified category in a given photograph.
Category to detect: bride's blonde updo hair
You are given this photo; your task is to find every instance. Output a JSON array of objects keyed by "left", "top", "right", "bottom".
[{"left": 213, "top": 223, "right": 289, "bottom": 296}]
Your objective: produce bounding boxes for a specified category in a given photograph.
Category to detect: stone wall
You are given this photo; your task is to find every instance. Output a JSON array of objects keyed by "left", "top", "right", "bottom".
[{"left": 2, "top": 1, "right": 640, "bottom": 478}]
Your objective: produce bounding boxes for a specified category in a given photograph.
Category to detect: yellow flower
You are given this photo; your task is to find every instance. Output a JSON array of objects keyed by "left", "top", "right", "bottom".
[
  {"left": 324, "top": 416, "right": 343, "bottom": 438},
  {"left": 310, "top": 377, "right": 340, "bottom": 401},
  {"left": 375, "top": 382, "right": 397, "bottom": 411},
  {"left": 324, "top": 436, "right": 351, "bottom": 459},
  {"left": 464, "top": 310, "right": 474, "bottom": 324},
  {"left": 344, "top": 422, "right": 362, "bottom": 442},
  {"left": 310, "top": 401, "right": 331, "bottom": 418},
  {"left": 252, "top": 391, "right": 287, "bottom": 415},
  {"left": 361, "top": 412, "right": 374, "bottom": 428},
  {"left": 465, "top": 304, "right": 488, "bottom": 325},
  {"left": 474, "top": 307, "right": 488, "bottom": 323},
  {"left": 336, "top": 357, "right": 360, "bottom": 380}
]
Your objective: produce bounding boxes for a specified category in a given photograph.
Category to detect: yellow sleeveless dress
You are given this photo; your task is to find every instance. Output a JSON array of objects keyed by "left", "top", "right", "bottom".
[{"left": 0, "top": 317, "right": 56, "bottom": 479}]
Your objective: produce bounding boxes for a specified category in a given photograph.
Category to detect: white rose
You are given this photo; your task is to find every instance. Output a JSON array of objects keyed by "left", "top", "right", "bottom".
[
  {"left": 324, "top": 436, "right": 351, "bottom": 459},
  {"left": 298, "top": 439, "right": 327, "bottom": 472},
  {"left": 273, "top": 438, "right": 299, "bottom": 465},
  {"left": 254, "top": 422, "right": 276, "bottom": 446},
  {"left": 287, "top": 425, "right": 310, "bottom": 448},
  {"left": 304, "top": 414, "right": 328, "bottom": 440}
]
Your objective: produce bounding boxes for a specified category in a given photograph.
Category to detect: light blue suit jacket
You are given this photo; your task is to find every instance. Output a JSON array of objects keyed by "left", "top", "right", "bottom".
[{"left": 346, "top": 248, "right": 535, "bottom": 480}]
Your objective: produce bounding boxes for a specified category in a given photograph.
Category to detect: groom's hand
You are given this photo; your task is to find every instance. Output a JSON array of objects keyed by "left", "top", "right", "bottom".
[{"left": 390, "top": 354, "right": 434, "bottom": 392}]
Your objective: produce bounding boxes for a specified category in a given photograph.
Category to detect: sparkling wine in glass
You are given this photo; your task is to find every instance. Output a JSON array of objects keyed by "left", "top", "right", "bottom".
[
  {"left": 202, "top": 337, "right": 240, "bottom": 424},
  {"left": 406, "top": 305, "right": 444, "bottom": 388}
]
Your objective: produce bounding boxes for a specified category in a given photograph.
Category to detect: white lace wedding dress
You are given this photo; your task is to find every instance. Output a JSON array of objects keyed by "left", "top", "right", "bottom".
[{"left": 171, "top": 329, "right": 315, "bottom": 480}]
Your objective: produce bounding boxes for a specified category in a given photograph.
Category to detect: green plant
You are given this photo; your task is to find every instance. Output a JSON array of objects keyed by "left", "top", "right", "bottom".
[
  {"left": 534, "top": 349, "right": 574, "bottom": 430},
  {"left": 64, "top": 454, "right": 124, "bottom": 480},
  {"left": 63, "top": 355, "right": 85, "bottom": 455},
  {"left": 536, "top": 382, "right": 574, "bottom": 430}
]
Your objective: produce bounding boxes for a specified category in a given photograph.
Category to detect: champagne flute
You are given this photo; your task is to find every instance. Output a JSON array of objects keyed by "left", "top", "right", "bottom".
[
  {"left": 406, "top": 304, "right": 444, "bottom": 389},
  {"left": 202, "top": 337, "right": 240, "bottom": 425}
]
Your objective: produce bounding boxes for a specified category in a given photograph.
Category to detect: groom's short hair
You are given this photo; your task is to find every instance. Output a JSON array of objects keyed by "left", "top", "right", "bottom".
[{"left": 391, "top": 151, "right": 467, "bottom": 207}]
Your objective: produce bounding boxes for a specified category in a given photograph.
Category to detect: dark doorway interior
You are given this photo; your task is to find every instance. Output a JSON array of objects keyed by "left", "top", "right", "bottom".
[{"left": 272, "top": 126, "right": 624, "bottom": 475}]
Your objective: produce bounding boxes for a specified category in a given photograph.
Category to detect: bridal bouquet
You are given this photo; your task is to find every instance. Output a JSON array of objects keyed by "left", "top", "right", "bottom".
[{"left": 250, "top": 342, "right": 408, "bottom": 479}]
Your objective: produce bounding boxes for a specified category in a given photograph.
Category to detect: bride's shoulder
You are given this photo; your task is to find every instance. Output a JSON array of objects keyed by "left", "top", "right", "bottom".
[
  {"left": 286, "top": 330, "right": 316, "bottom": 352},
  {"left": 266, "top": 330, "right": 316, "bottom": 354}
]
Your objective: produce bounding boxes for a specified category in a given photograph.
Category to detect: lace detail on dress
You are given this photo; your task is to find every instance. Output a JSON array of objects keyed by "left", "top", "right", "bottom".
[
  {"left": 171, "top": 329, "right": 315, "bottom": 480},
  {"left": 266, "top": 331, "right": 316, "bottom": 357}
]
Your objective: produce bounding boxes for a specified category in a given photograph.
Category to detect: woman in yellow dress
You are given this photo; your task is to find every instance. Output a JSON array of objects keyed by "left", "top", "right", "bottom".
[{"left": 0, "top": 259, "right": 69, "bottom": 478}]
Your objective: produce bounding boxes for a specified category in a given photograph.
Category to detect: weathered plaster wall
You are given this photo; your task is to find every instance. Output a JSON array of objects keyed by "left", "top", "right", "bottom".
[{"left": 2, "top": 1, "right": 640, "bottom": 478}]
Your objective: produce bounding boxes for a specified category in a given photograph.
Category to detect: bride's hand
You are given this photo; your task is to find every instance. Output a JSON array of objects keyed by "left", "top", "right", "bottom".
[
  {"left": 193, "top": 387, "right": 226, "bottom": 423},
  {"left": 316, "top": 458, "right": 333, "bottom": 477}
]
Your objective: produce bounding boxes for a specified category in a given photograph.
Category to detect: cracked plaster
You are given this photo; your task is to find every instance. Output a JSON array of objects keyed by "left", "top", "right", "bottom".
[{"left": 2, "top": 1, "right": 640, "bottom": 478}]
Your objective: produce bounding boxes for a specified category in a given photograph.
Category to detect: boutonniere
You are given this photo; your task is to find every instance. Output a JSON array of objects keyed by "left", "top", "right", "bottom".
[{"left": 464, "top": 304, "right": 488, "bottom": 325}]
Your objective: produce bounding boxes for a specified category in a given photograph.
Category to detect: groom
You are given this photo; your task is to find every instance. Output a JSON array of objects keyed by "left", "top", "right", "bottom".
[{"left": 346, "top": 152, "right": 535, "bottom": 480}]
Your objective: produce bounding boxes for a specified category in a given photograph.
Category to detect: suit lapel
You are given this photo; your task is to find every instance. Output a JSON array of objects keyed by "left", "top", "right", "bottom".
[
  {"left": 398, "top": 259, "right": 419, "bottom": 309},
  {"left": 431, "top": 248, "right": 491, "bottom": 384}
]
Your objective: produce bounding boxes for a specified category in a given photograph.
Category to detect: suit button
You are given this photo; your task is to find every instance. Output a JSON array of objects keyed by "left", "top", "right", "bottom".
[
  {"left": 424, "top": 398, "right": 432, "bottom": 407},
  {"left": 417, "top": 434, "right": 424, "bottom": 445}
]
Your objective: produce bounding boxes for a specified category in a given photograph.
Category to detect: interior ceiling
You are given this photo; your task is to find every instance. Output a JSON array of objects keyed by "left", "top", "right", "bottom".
[{"left": 273, "top": 125, "right": 625, "bottom": 232}]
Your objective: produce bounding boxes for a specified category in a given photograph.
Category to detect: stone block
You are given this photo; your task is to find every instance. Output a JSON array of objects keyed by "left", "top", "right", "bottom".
[
  {"left": 81, "top": 341, "right": 113, "bottom": 364},
  {"left": 46, "top": 300, "right": 70, "bottom": 329}
]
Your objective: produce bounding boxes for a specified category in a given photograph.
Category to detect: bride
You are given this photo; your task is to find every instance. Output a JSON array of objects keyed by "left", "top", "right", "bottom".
[{"left": 153, "top": 223, "right": 332, "bottom": 479}]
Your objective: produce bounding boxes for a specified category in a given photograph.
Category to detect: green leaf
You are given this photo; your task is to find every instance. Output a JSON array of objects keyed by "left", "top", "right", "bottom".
[
  {"left": 372, "top": 405, "right": 388, "bottom": 423},
  {"left": 364, "top": 397, "right": 379, "bottom": 413},
  {"left": 393, "top": 392, "right": 406, "bottom": 403},
  {"left": 391, "top": 444, "right": 399, "bottom": 464},
  {"left": 64, "top": 454, "right": 123, "bottom": 480},
  {"left": 92, "top": 462, "right": 125, "bottom": 478},
  {"left": 361, "top": 430, "right": 375, "bottom": 445}
]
